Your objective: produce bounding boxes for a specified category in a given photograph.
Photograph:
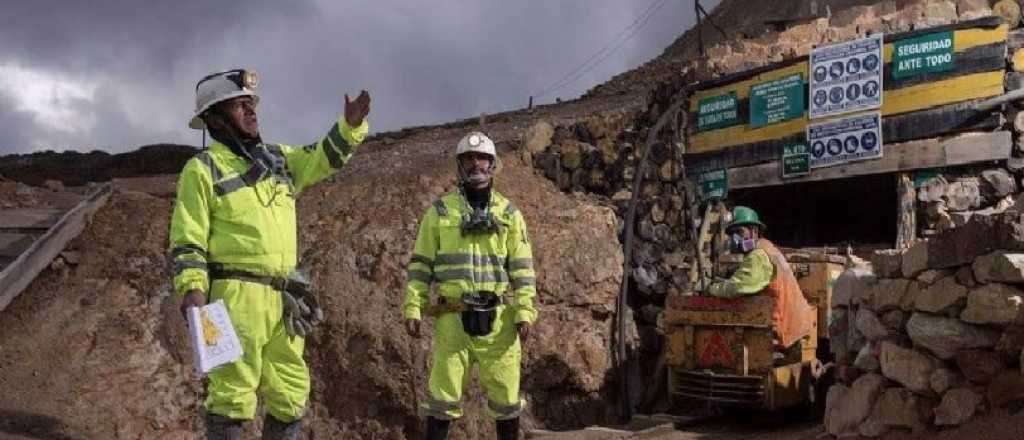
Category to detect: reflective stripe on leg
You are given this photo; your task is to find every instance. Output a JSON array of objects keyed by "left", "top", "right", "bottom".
[
  {"left": 488, "top": 399, "right": 525, "bottom": 420},
  {"left": 420, "top": 397, "right": 463, "bottom": 420}
]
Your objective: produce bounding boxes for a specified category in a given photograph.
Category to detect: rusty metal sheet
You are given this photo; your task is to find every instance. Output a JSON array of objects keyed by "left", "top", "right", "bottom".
[
  {"left": 793, "top": 261, "right": 843, "bottom": 339},
  {"left": 666, "top": 330, "right": 687, "bottom": 367},
  {"left": 695, "top": 329, "right": 741, "bottom": 370},
  {"left": 664, "top": 295, "right": 774, "bottom": 327}
]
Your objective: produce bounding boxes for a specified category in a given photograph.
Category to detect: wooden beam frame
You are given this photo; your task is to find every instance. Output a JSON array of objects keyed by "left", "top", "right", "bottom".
[
  {"left": 686, "top": 21, "right": 1009, "bottom": 155},
  {"left": 687, "top": 98, "right": 1003, "bottom": 174},
  {"left": 725, "top": 131, "right": 1010, "bottom": 189}
]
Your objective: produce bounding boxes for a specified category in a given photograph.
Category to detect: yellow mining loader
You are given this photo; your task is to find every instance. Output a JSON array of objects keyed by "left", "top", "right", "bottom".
[{"left": 662, "top": 207, "right": 843, "bottom": 411}]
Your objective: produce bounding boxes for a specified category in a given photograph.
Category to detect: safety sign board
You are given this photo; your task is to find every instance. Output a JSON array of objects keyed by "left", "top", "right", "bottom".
[
  {"left": 892, "top": 31, "right": 954, "bottom": 78},
  {"left": 698, "top": 169, "right": 728, "bottom": 201},
  {"left": 750, "top": 73, "right": 805, "bottom": 128},
  {"left": 807, "top": 112, "right": 882, "bottom": 169},
  {"left": 809, "top": 34, "right": 883, "bottom": 119},
  {"left": 781, "top": 143, "right": 811, "bottom": 178},
  {"left": 697, "top": 92, "right": 739, "bottom": 132}
]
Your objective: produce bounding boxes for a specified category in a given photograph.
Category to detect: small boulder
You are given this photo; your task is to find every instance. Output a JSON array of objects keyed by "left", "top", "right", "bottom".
[
  {"left": 933, "top": 388, "right": 983, "bottom": 426},
  {"left": 825, "top": 374, "right": 885, "bottom": 437},
  {"left": 880, "top": 341, "right": 938, "bottom": 394},
  {"left": 955, "top": 349, "right": 1006, "bottom": 384},
  {"left": 906, "top": 313, "right": 999, "bottom": 360}
]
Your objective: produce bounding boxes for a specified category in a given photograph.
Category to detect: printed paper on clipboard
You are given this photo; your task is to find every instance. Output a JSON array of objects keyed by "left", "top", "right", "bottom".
[{"left": 187, "top": 300, "right": 243, "bottom": 374}]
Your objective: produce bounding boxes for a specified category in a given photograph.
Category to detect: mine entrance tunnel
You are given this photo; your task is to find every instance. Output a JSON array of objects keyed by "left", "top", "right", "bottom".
[{"left": 728, "top": 173, "right": 897, "bottom": 257}]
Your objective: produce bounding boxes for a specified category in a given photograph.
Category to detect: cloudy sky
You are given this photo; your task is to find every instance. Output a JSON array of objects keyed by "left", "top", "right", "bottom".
[{"left": 0, "top": 0, "right": 715, "bottom": 155}]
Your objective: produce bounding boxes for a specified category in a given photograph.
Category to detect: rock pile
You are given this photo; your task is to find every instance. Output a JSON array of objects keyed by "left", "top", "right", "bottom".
[{"left": 825, "top": 209, "right": 1024, "bottom": 437}]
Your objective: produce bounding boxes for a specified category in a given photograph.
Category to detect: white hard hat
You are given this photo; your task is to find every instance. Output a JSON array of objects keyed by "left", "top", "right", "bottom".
[
  {"left": 189, "top": 69, "right": 260, "bottom": 130},
  {"left": 456, "top": 132, "right": 496, "bottom": 157}
]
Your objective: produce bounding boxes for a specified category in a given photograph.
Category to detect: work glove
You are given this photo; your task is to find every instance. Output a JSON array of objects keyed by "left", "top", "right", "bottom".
[{"left": 282, "top": 288, "right": 324, "bottom": 338}]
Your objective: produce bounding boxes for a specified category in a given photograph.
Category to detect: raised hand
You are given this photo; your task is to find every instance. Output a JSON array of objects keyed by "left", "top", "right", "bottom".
[{"left": 344, "top": 90, "right": 371, "bottom": 127}]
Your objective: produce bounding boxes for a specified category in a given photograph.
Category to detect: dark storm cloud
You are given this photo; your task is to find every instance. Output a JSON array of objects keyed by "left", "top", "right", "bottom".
[
  {"left": 0, "top": 92, "right": 38, "bottom": 155},
  {"left": 0, "top": 0, "right": 712, "bottom": 154}
]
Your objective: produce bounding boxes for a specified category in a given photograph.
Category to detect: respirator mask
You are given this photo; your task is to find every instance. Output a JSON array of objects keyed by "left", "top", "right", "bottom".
[{"left": 730, "top": 233, "right": 756, "bottom": 254}]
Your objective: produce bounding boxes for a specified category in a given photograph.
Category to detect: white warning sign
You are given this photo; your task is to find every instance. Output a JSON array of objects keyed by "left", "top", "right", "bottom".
[
  {"left": 809, "top": 34, "right": 883, "bottom": 119},
  {"left": 807, "top": 112, "right": 882, "bottom": 169}
]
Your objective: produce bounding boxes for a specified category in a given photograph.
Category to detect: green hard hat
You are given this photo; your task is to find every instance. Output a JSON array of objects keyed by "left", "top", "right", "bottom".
[{"left": 726, "top": 206, "right": 766, "bottom": 232}]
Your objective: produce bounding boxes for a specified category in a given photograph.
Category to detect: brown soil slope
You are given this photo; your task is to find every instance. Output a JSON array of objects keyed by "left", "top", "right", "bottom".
[{"left": 0, "top": 97, "right": 634, "bottom": 440}]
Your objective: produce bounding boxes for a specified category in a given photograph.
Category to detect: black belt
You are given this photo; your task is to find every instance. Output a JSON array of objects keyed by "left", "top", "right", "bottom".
[{"left": 211, "top": 268, "right": 289, "bottom": 291}]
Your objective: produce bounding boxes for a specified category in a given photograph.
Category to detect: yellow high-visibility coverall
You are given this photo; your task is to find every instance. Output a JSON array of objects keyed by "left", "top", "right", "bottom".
[
  {"left": 402, "top": 190, "right": 538, "bottom": 420},
  {"left": 169, "top": 117, "right": 367, "bottom": 422}
]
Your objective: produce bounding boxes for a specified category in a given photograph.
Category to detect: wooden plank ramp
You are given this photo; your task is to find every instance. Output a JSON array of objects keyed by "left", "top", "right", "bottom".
[
  {"left": 0, "top": 207, "right": 63, "bottom": 232},
  {"left": 0, "top": 183, "right": 112, "bottom": 311}
]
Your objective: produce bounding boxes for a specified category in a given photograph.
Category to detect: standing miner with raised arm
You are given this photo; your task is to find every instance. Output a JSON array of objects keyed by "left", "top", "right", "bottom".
[
  {"left": 402, "top": 132, "right": 538, "bottom": 440},
  {"left": 168, "top": 68, "right": 370, "bottom": 440}
]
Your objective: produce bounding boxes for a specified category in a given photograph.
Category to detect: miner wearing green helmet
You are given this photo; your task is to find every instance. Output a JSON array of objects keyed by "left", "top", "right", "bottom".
[{"left": 708, "top": 206, "right": 814, "bottom": 351}]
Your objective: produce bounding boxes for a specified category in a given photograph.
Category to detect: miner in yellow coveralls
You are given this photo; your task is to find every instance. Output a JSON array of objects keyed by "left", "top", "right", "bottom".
[
  {"left": 169, "top": 68, "right": 370, "bottom": 439},
  {"left": 402, "top": 132, "right": 537, "bottom": 440},
  {"left": 707, "top": 206, "right": 814, "bottom": 351}
]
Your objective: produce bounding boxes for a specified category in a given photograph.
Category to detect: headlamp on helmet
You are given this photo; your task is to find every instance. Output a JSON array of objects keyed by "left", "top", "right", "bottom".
[
  {"left": 189, "top": 68, "right": 261, "bottom": 130},
  {"left": 241, "top": 70, "right": 259, "bottom": 89}
]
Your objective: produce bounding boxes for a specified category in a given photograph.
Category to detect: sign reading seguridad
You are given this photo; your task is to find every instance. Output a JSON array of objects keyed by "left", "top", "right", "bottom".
[
  {"left": 697, "top": 92, "right": 739, "bottom": 132},
  {"left": 892, "top": 31, "right": 954, "bottom": 78}
]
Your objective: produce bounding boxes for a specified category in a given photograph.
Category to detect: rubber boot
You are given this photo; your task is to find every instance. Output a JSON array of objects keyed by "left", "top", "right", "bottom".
[
  {"left": 262, "top": 415, "right": 302, "bottom": 440},
  {"left": 204, "top": 413, "right": 242, "bottom": 440},
  {"left": 496, "top": 417, "right": 519, "bottom": 440},
  {"left": 425, "top": 416, "right": 451, "bottom": 440}
]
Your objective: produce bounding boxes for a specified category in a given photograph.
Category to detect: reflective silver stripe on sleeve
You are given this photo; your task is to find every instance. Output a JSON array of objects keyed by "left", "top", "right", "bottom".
[
  {"left": 507, "top": 258, "right": 533, "bottom": 271},
  {"left": 511, "top": 277, "right": 536, "bottom": 289},
  {"left": 173, "top": 260, "right": 208, "bottom": 275},
  {"left": 407, "top": 269, "right": 433, "bottom": 283},
  {"left": 323, "top": 137, "right": 345, "bottom": 169},
  {"left": 327, "top": 123, "right": 352, "bottom": 156},
  {"left": 171, "top": 244, "right": 207, "bottom": 260},
  {"left": 410, "top": 254, "right": 433, "bottom": 267}
]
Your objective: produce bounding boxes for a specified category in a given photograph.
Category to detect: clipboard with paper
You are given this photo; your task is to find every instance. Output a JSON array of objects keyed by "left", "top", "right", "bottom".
[{"left": 187, "top": 300, "right": 243, "bottom": 374}]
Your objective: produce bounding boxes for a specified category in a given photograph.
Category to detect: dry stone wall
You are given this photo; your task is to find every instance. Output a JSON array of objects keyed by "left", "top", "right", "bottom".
[{"left": 826, "top": 208, "right": 1024, "bottom": 437}]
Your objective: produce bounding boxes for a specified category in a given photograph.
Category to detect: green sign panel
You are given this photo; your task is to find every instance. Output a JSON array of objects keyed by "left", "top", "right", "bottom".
[
  {"left": 698, "top": 169, "right": 728, "bottom": 200},
  {"left": 893, "top": 31, "right": 954, "bottom": 79},
  {"left": 781, "top": 144, "right": 810, "bottom": 178},
  {"left": 697, "top": 92, "right": 739, "bottom": 132},
  {"left": 750, "top": 73, "right": 805, "bottom": 128}
]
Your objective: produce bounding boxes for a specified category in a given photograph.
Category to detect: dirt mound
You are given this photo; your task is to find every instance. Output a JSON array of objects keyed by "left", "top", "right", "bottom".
[
  {"left": 0, "top": 187, "right": 201, "bottom": 440},
  {"left": 0, "top": 96, "right": 632, "bottom": 439},
  {"left": 293, "top": 118, "right": 629, "bottom": 438}
]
